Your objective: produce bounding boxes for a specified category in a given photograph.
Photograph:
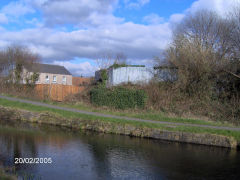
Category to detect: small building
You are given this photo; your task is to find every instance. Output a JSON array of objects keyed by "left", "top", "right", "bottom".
[
  {"left": 154, "top": 65, "right": 178, "bottom": 82},
  {"left": 23, "top": 63, "right": 72, "bottom": 85},
  {"left": 95, "top": 65, "right": 153, "bottom": 87},
  {"left": 95, "top": 64, "right": 178, "bottom": 87}
]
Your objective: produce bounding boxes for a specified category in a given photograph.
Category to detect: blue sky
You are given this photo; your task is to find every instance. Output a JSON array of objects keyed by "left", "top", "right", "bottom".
[
  {"left": 115, "top": 0, "right": 195, "bottom": 24},
  {"left": 0, "top": 0, "right": 239, "bottom": 76},
  {"left": 0, "top": 0, "right": 196, "bottom": 30}
]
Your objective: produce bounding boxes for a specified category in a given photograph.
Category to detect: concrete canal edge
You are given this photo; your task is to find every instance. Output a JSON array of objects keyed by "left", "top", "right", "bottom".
[{"left": 0, "top": 106, "right": 238, "bottom": 149}]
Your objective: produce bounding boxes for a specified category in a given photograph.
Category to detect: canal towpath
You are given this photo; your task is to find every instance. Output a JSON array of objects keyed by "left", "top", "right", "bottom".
[{"left": 0, "top": 95, "right": 240, "bottom": 131}]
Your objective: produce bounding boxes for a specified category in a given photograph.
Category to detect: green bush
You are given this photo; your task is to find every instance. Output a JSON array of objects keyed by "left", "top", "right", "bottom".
[
  {"left": 109, "top": 63, "right": 145, "bottom": 69},
  {"left": 90, "top": 87, "right": 147, "bottom": 109}
]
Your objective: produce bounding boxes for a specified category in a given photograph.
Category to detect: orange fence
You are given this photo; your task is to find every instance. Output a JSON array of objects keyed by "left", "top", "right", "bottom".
[
  {"left": 72, "top": 77, "right": 93, "bottom": 86},
  {"left": 35, "top": 84, "right": 85, "bottom": 101}
]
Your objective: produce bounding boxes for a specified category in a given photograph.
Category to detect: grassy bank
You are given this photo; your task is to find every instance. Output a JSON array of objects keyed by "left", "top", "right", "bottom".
[
  {"left": 52, "top": 101, "right": 236, "bottom": 127},
  {"left": 0, "top": 97, "right": 240, "bottom": 144},
  {"left": 0, "top": 168, "right": 16, "bottom": 180},
  {"left": 1, "top": 93, "right": 237, "bottom": 128}
]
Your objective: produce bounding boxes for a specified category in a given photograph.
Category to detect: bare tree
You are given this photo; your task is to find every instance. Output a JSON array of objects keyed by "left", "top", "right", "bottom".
[
  {"left": 0, "top": 51, "right": 8, "bottom": 76},
  {"left": 159, "top": 10, "right": 236, "bottom": 97},
  {"left": 156, "top": 6, "right": 240, "bottom": 101},
  {"left": 229, "top": 5, "right": 240, "bottom": 59},
  {"left": 173, "top": 10, "right": 233, "bottom": 60},
  {"left": 114, "top": 52, "right": 127, "bottom": 65},
  {"left": 0, "top": 45, "right": 39, "bottom": 84},
  {"left": 95, "top": 51, "right": 127, "bottom": 69},
  {"left": 96, "top": 52, "right": 114, "bottom": 69}
]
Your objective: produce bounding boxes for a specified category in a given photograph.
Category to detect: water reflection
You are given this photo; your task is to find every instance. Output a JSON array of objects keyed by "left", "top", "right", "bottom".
[{"left": 0, "top": 121, "right": 239, "bottom": 180}]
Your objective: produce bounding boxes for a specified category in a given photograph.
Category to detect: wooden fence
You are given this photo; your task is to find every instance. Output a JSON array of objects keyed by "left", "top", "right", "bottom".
[
  {"left": 72, "top": 77, "right": 93, "bottom": 86},
  {"left": 35, "top": 84, "right": 85, "bottom": 101}
]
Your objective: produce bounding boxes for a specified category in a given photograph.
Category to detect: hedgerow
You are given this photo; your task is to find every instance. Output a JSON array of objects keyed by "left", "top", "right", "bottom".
[{"left": 90, "top": 87, "right": 147, "bottom": 109}]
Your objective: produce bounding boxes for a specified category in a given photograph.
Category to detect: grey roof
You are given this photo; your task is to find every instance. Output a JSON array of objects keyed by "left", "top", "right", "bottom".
[{"left": 26, "top": 63, "right": 72, "bottom": 75}]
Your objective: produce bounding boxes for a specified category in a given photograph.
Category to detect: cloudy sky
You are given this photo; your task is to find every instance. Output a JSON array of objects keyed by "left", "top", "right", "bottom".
[{"left": 0, "top": 0, "right": 239, "bottom": 76}]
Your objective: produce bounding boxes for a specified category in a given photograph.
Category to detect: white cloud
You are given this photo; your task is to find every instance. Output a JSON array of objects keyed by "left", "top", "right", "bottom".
[
  {"left": 143, "top": 13, "right": 164, "bottom": 24},
  {"left": 168, "top": 0, "right": 240, "bottom": 26},
  {"left": 187, "top": 0, "right": 240, "bottom": 16},
  {"left": 29, "top": 0, "right": 120, "bottom": 27},
  {"left": 0, "top": 0, "right": 120, "bottom": 27},
  {"left": 0, "top": 40, "right": 10, "bottom": 49},
  {"left": 52, "top": 61, "right": 97, "bottom": 77},
  {"left": 0, "top": 21, "right": 171, "bottom": 62},
  {"left": 124, "top": 0, "right": 150, "bottom": 9},
  {"left": 1, "top": 0, "right": 240, "bottom": 77},
  {"left": 26, "top": 18, "right": 43, "bottom": 27},
  {"left": 0, "top": 13, "right": 8, "bottom": 24},
  {"left": 83, "top": 13, "right": 124, "bottom": 28},
  {"left": 26, "top": 0, "right": 48, "bottom": 7},
  {"left": 1, "top": 1, "right": 34, "bottom": 17},
  {"left": 0, "top": 0, "right": 170, "bottom": 76},
  {"left": 169, "top": 13, "right": 185, "bottom": 23}
]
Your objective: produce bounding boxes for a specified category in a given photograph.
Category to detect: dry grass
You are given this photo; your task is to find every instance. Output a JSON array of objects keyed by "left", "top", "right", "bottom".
[{"left": 140, "top": 80, "right": 240, "bottom": 125}]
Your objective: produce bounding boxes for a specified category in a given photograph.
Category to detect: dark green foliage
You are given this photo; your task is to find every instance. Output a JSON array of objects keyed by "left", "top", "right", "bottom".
[
  {"left": 100, "top": 69, "right": 108, "bottom": 81},
  {"left": 32, "top": 72, "right": 39, "bottom": 83},
  {"left": 99, "top": 69, "right": 108, "bottom": 86},
  {"left": 90, "top": 87, "right": 147, "bottom": 109},
  {"left": 109, "top": 63, "right": 145, "bottom": 69},
  {"left": 14, "top": 63, "right": 23, "bottom": 84},
  {"left": 25, "top": 72, "right": 40, "bottom": 88},
  {"left": 110, "top": 63, "right": 127, "bottom": 69}
]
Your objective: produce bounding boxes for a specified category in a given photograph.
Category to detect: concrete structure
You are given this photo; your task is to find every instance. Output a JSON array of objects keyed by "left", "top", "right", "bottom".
[
  {"left": 107, "top": 66, "right": 153, "bottom": 86},
  {"left": 23, "top": 63, "right": 72, "bottom": 85},
  {"left": 95, "top": 66, "right": 153, "bottom": 87},
  {"left": 95, "top": 65, "right": 178, "bottom": 87},
  {"left": 154, "top": 66, "right": 178, "bottom": 82}
]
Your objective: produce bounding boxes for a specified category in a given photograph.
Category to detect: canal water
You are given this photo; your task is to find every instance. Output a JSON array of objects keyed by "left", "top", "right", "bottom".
[{"left": 0, "top": 120, "right": 239, "bottom": 180}]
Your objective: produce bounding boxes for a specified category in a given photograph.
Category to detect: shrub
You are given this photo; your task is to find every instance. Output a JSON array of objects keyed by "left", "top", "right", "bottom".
[
  {"left": 96, "top": 69, "right": 108, "bottom": 86},
  {"left": 90, "top": 87, "right": 147, "bottom": 109},
  {"left": 109, "top": 63, "right": 145, "bottom": 69}
]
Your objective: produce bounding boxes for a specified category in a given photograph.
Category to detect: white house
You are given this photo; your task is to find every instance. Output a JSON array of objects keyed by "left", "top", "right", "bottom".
[{"left": 23, "top": 63, "right": 73, "bottom": 85}]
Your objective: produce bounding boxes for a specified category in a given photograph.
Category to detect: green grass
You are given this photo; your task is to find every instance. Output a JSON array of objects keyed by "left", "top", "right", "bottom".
[
  {"left": 46, "top": 100, "right": 236, "bottom": 127},
  {"left": 0, "top": 98, "right": 171, "bottom": 130},
  {"left": 1, "top": 93, "right": 236, "bottom": 127},
  {"left": 1, "top": 97, "right": 240, "bottom": 142},
  {"left": 0, "top": 125, "right": 44, "bottom": 136},
  {"left": 0, "top": 168, "right": 16, "bottom": 180},
  {"left": 172, "top": 126, "right": 240, "bottom": 142}
]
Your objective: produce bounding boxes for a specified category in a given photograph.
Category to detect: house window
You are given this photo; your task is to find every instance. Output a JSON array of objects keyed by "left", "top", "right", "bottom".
[
  {"left": 53, "top": 76, "right": 57, "bottom": 83},
  {"left": 62, "top": 76, "right": 66, "bottom": 84},
  {"left": 36, "top": 76, "right": 40, "bottom": 83},
  {"left": 45, "top": 75, "right": 49, "bottom": 83}
]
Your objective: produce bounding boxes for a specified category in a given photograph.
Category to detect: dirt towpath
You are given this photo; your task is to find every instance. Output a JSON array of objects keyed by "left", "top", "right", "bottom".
[{"left": 0, "top": 95, "right": 239, "bottom": 131}]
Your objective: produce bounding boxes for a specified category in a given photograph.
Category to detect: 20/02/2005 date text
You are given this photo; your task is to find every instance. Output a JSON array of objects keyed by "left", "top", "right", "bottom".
[{"left": 15, "top": 158, "right": 52, "bottom": 164}]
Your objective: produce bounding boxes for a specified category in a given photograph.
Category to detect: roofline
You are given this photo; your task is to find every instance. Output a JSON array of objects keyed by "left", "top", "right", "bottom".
[{"left": 25, "top": 63, "right": 72, "bottom": 75}]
